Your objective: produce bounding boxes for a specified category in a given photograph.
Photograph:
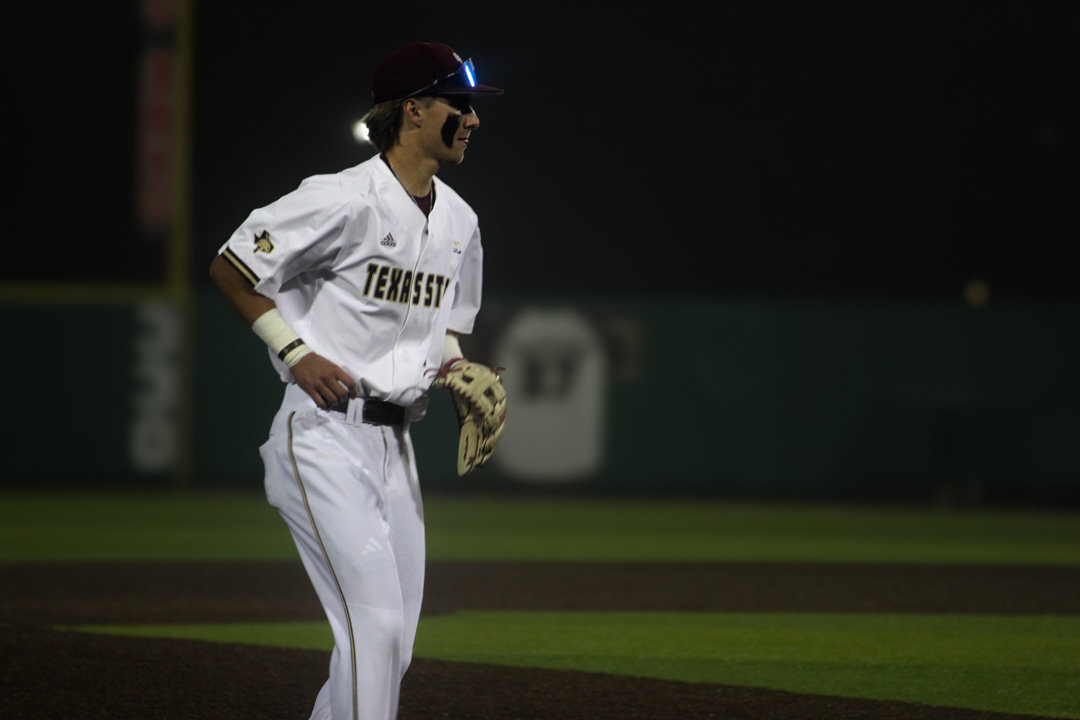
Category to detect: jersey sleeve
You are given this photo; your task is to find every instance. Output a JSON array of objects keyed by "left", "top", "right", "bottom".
[
  {"left": 216, "top": 178, "right": 357, "bottom": 299},
  {"left": 447, "top": 223, "right": 483, "bottom": 335}
]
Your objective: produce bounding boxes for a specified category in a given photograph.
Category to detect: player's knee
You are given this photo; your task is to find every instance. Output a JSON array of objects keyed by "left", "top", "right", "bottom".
[{"left": 347, "top": 604, "right": 406, "bottom": 653}]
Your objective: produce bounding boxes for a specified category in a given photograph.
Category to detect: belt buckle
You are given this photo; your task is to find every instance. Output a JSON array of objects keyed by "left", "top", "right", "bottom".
[{"left": 343, "top": 398, "right": 365, "bottom": 426}]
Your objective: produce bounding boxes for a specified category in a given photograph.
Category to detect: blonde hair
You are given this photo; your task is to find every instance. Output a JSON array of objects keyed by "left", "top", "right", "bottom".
[
  {"left": 362, "top": 97, "right": 436, "bottom": 153},
  {"left": 362, "top": 100, "right": 403, "bottom": 153}
]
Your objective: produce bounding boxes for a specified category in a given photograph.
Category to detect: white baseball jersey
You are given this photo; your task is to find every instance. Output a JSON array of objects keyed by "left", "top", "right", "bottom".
[{"left": 218, "top": 153, "right": 484, "bottom": 414}]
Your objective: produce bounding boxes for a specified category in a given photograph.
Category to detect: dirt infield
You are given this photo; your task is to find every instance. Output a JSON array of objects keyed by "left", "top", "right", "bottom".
[{"left": 2, "top": 560, "right": 1077, "bottom": 719}]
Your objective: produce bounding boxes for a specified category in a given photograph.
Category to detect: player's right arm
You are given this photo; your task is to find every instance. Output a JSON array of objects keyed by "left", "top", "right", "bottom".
[{"left": 209, "top": 254, "right": 357, "bottom": 409}]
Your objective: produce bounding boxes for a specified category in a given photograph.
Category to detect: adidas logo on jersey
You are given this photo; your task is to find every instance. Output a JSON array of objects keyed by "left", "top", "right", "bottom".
[{"left": 381, "top": 233, "right": 397, "bottom": 247}]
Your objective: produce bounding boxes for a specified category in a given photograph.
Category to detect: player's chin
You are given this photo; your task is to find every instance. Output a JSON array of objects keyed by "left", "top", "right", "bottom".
[{"left": 441, "top": 150, "right": 467, "bottom": 166}]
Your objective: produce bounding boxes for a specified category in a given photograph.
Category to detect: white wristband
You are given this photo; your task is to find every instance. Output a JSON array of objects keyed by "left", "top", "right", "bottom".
[
  {"left": 252, "top": 308, "right": 312, "bottom": 368},
  {"left": 442, "top": 333, "right": 464, "bottom": 365},
  {"left": 282, "top": 343, "right": 312, "bottom": 368}
]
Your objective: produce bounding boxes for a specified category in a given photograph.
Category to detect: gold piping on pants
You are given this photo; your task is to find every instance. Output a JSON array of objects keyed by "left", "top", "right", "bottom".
[{"left": 288, "top": 411, "right": 359, "bottom": 720}]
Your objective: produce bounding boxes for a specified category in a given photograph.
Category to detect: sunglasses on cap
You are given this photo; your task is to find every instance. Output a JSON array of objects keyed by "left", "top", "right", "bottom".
[{"left": 405, "top": 58, "right": 479, "bottom": 99}]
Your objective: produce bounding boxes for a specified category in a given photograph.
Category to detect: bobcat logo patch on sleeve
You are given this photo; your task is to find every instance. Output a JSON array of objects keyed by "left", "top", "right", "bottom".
[{"left": 253, "top": 230, "right": 274, "bottom": 254}]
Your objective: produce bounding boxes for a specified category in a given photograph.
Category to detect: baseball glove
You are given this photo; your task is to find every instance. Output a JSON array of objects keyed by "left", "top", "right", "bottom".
[{"left": 432, "top": 358, "right": 507, "bottom": 476}]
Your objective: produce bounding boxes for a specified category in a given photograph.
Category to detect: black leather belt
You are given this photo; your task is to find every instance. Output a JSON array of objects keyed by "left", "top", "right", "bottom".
[{"left": 329, "top": 398, "right": 407, "bottom": 427}]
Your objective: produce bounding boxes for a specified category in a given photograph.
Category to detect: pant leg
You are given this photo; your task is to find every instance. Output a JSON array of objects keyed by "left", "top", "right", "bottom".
[
  {"left": 384, "top": 426, "right": 426, "bottom": 693},
  {"left": 262, "top": 407, "right": 416, "bottom": 720}
]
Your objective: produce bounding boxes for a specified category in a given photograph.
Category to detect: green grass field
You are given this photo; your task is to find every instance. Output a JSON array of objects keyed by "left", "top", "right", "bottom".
[
  {"left": 3, "top": 491, "right": 1079, "bottom": 563},
  {"left": 5, "top": 491, "right": 1080, "bottom": 718},
  {"left": 68, "top": 613, "right": 1080, "bottom": 719}
]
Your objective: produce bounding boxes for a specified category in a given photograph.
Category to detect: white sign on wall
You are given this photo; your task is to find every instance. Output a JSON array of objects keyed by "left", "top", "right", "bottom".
[{"left": 492, "top": 308, "right": 607, "bottom": 482}]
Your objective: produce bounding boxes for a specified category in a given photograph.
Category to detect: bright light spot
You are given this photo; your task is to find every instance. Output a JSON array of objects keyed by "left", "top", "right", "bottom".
[
  {"left": 464, "top": 63, "right": 476, "bottom": 87},
  {"left": 353, "top": 119, "right": 371, "bottom": 144}
]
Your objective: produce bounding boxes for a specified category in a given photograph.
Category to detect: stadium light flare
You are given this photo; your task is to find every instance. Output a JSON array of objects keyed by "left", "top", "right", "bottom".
[{"left": 353, "top": 119, "right": 371, "bottom": 144}]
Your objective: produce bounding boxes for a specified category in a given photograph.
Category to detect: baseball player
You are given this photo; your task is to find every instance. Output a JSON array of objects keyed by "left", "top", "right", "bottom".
[{"left": 209, "top": 41, "right": 504, "bottom": 720}]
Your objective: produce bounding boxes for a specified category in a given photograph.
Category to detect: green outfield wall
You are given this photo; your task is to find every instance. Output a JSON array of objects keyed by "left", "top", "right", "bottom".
[{"left": 3, "top": 293, "right": 1077, "bottom": 504}]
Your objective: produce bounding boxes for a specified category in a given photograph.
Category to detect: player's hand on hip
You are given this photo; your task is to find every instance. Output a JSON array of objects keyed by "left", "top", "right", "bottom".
[{"left": 290, "top": 353, "right": 358, "bottom": 409}]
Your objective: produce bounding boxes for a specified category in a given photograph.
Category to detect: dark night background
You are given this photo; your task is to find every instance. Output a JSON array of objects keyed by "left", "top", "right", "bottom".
[
  {"left": 1, "top": 1, "right": 1079, "bottom": 501},
  {"left": 7, "top": 0, "right": 1079, "bottom": 301}
]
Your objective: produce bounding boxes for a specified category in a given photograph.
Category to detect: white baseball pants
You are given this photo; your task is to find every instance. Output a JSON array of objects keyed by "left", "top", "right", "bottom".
[{"left": 260, "top": 383, "right": 426, "bottom": 720}]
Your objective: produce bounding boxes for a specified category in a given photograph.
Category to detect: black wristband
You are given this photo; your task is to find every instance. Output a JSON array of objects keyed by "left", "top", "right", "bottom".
[{"left": 277, "top": 338, "right": 306, "bottom": 361}]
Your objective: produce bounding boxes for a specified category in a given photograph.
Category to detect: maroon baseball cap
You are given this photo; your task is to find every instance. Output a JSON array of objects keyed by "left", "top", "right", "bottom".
[{"left": 371, "top": 41, "right": 504, "bottom": 104}]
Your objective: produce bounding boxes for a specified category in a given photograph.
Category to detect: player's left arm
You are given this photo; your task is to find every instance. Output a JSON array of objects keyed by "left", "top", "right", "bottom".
[
  {"left": 446, "top": 224, "right": 483, "bottom": 335},
  {"left": 442, "top": 331, "right": 464, "bottom": 365},
  {"left": 431, "top": 226, "right": 507, "bottom": 475}
]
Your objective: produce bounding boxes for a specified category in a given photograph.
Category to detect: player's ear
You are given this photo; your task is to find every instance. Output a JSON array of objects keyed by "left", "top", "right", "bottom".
[{"left": 401, "top": 98, "right": 424, "bottom": 128}]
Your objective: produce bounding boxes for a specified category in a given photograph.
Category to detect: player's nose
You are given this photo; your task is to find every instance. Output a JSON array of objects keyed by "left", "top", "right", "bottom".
[{"left": 463, "top": 109, "right": 479, "bottom": 129}]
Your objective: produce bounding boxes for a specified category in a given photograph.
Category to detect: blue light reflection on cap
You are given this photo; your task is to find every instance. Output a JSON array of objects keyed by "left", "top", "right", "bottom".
[{"left": 462, "top": 59, "right": 476, "bottom": 87}]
